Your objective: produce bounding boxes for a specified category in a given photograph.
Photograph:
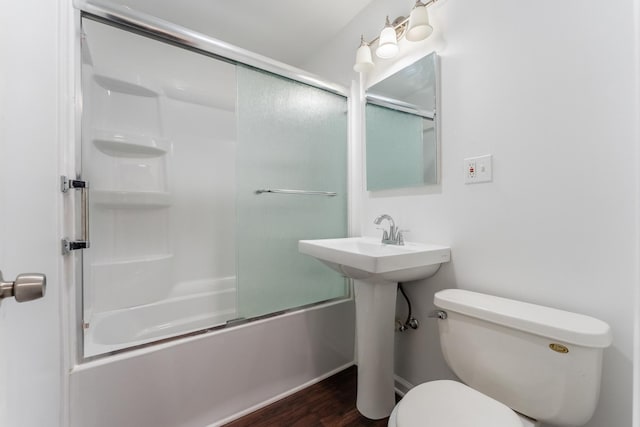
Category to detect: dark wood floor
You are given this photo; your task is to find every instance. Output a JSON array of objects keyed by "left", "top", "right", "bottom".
[{"left": 224, "top": 366, "right": 392, "bottom": 427}]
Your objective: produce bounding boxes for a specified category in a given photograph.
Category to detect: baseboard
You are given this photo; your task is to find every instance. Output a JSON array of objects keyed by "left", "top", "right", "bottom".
[
  {"left": 394, "top": 374, "right": 414, "bottom": 397},
  {"left": 208, "top": 361, "right": 356, "bottom": 427}
]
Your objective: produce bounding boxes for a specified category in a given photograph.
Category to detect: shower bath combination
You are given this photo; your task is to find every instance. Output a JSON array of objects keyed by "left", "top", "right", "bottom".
[{"left": 75, "top": 15, "right": 350, "bottom": 357}]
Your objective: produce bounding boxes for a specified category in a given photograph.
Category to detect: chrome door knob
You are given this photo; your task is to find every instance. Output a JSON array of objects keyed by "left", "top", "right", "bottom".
[{"left": 0, "top": 270, "right": 46, "bottom": 302}]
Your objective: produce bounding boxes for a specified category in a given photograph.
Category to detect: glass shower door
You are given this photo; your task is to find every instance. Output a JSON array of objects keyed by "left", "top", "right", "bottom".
[
  {"left": 78, "top": 17, "right": 350, "bottom": 357},
  {"left": 236, "top": 66, "right": 348, "bottom": 319},
  {"left": 80, "top": 18, "right": 239, "bottom": 357}
]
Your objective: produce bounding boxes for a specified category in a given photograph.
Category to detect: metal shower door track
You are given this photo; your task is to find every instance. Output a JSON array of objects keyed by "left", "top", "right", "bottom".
[{"left": 75, "top": 0, "right": 348, "bottom": 97}]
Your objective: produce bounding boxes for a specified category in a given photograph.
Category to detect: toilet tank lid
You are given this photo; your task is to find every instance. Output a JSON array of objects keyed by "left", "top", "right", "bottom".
[{"left": 434, "top": 289, "right": 612, "bottom": 348}]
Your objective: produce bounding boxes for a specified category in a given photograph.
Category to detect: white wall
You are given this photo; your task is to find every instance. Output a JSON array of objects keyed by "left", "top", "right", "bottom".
[
  {"left": 634, "top": 3, "right": 640, "bottom": 425},
  {"left": 166, "top": 101, "right": 237, "bottom": 285},
  {"left": 635, "top": 0, "right": 640, "bottom": 422},
  {"left": 305, "top": 1, "right": 639, "bottom": 426},
  {"left": 0, "top": 0, "right": 70, "bottom": 425}
]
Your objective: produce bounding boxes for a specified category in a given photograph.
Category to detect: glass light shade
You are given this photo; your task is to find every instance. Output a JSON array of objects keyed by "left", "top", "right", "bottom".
[
  {"left": 406, "top": 2, "right": 433, "bottom": 42},
  {"left": 353, "top": 42, "right": 374, "bottom": 72},
  {"left": 375, "top": 25, "right": 399, "bottom": 59}
]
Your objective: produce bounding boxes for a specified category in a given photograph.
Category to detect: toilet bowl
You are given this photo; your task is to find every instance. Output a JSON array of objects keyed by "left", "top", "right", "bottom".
[
  {"left": 387, "top": 289, "right": 612, "bottom": 427},
  {"left": 388, "top": 381, "right": 540, "bottom": 427}
]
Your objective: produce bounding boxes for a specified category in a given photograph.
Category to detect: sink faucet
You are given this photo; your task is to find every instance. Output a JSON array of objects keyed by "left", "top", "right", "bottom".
[{"left": 373, "top": 214, "right": 404, "bottom": 245}]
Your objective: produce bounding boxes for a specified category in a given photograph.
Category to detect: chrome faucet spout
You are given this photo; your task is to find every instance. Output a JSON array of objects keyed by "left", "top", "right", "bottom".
[
  {"left": 373, "top": 214, "right": 395, "bottom": 227},
  {"left": 373, "top": 214, "right": 403, "bottom": 245}
]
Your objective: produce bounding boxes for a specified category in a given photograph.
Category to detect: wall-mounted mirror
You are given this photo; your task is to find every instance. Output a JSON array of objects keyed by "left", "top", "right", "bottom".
[{"left": 365, "top": 52, "right": 439, "bottom": 191}]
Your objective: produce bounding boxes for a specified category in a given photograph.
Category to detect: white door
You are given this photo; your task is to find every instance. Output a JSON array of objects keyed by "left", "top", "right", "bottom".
[{"left": 0, "top": 0, "right": 67, "bottom": 426}]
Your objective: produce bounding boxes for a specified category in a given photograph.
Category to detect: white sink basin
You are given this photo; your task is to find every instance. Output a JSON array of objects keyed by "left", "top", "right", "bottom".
[
  {"left": 299, "top": 236, "right": 451, "bottom": 419},
  {"left": 298, "top": 237, "right": 450, "bottom": 283}
]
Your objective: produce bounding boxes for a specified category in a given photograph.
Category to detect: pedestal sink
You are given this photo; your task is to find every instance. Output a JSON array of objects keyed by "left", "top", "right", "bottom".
[{"left": 298, "top": 237, "right": 451, "bottom": 419}]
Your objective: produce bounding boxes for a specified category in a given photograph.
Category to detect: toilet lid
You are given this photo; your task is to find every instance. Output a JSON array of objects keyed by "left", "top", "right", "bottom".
[{"left": 396, "top": 380, "right": 523, "bottom": 427}]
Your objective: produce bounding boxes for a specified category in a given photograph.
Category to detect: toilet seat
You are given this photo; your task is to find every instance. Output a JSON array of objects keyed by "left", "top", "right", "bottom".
[{"left": 393, "top": 380, "right": 524, "bottom": 427}]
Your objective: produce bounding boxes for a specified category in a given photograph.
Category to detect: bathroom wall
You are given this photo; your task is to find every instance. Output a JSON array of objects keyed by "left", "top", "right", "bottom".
[
  {"left": 165, "top": 99, "right": 237, "bottom": 291},
  {"left": 0, "top": 0, "right": 69, "bottom": 425},
  {"left": 306, "top": 0, "right": 639, "bottom": 426}
]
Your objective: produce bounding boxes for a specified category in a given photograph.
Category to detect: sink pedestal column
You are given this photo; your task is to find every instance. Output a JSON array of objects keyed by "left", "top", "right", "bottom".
[{"left": 354, "top": 279, "right": 397, "bottom": 420}]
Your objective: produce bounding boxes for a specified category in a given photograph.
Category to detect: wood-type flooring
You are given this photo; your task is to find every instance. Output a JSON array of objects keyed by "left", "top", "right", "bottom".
[{"left": 223, "top": 366, "right": 394, "bottom": 427}]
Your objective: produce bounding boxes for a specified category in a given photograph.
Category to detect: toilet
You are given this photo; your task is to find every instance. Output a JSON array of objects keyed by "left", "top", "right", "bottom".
[{"left": 388, "top": 289, "right": 612, "bottom": 427}]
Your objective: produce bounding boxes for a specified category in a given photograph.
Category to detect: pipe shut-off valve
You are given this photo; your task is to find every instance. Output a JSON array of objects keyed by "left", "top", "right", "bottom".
[{"left": 397, "top": 317, "right": 419, "bottom": 332}]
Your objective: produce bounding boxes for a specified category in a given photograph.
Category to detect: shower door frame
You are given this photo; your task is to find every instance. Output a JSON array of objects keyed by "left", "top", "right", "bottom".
[{"left": 71, "top": 1, "right": 357, "bottom": 361}]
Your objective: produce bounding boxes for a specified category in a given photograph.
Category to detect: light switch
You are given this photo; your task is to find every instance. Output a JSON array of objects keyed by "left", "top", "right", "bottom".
[{"left": 464, "top": 155, "right": 492, "bottom": 184}]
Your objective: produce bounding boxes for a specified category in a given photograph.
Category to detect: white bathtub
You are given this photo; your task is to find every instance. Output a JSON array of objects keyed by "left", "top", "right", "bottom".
[
  {"left": 71, "top": 299, "right": 355, "bottom": 427},
  {"left": 84, "top": 276, "right": 237, "bottom": 356}
]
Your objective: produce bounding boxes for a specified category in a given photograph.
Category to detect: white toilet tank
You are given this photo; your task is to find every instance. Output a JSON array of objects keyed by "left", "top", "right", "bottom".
[{"left": 434, "top": 289, "right": 612, "bottom": 426}]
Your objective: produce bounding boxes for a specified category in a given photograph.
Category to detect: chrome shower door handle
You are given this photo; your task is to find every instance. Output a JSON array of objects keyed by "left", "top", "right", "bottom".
[
  {"left": 61, "top": 175, "right": 90, "bottom": 254},
  {"left": 0, "top": 271, "right": 46, "bottom": 303}
]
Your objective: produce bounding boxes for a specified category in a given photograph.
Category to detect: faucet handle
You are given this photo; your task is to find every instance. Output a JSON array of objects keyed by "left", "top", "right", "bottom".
[
  {"left": 397, "top": 229, "right": 409, "bottom": 245},
  {"left": 376, "top": 227, "right": 390, "bottom": 241}
]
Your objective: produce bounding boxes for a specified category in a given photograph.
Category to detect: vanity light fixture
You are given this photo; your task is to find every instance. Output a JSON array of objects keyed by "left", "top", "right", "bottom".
[
  {"left": 353, "top": 35, "right": 374, "bottom": 73},
  {"left": 406, "top": 0, "right": 433, "bottom": 41},
  {"left": 353, "top": 0, "right": 438, "bottom": 72},
  {"left": 375, "top": 16, "right": 400, "bottom": 59}
]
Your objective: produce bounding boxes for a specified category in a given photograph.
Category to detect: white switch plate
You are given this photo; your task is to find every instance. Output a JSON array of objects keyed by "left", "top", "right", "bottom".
[{"left": 464, "top": 155, "right": 493, "bottom": 184}]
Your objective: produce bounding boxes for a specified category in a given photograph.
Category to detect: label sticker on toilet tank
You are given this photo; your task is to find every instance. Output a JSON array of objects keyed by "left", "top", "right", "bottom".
[{"left": 549, "top": 343, "right": 569, "bottom": 353}]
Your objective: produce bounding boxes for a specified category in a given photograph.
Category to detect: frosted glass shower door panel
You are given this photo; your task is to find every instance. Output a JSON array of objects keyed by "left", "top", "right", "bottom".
[
  {"left": 81, "top": 18, "right": 237, "bottom": 356},
  {"left": 237, "top": 66, "right": 348, "bottom": 319}
]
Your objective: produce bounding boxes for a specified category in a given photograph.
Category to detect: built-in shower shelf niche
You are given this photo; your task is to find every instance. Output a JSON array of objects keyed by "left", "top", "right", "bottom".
[
  {"left": 92, "top": 190, "right": 171, "bottom": 208},
  {"left": 93, "top": 74, "right": 160, "bottom": 98},
  {"left": 89, "top": 74, "right": 163, "bottom": 137},
  {"left": 93, "top": 130, "right": 169, "bottom": 158}
]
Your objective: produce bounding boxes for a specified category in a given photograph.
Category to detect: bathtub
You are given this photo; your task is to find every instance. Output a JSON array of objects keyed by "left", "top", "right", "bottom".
[
  {"left": 84, "top": 276, "right": 237, "bottom": 356},
  {"left": 70, "top": 298, "right": 355, "bottom": 427}
]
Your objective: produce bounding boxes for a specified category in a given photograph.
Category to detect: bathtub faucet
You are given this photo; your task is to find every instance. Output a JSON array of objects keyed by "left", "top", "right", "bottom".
[{"left": 373, "top": 214, "right": 404, "bottom": 245}]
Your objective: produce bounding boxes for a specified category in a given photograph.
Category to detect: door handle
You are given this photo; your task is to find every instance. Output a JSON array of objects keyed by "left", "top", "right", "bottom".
[
  {"left": 61, "top": 176, "right": 90, "bottom": 254},
  {"left": 0, "top": 270, "right": 46, "bottom": 303}
]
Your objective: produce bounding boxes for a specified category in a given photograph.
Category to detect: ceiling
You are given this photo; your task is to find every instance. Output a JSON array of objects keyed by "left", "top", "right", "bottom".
[{"left": 110, "top": 0, "right": 376, "bottom": 67}]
